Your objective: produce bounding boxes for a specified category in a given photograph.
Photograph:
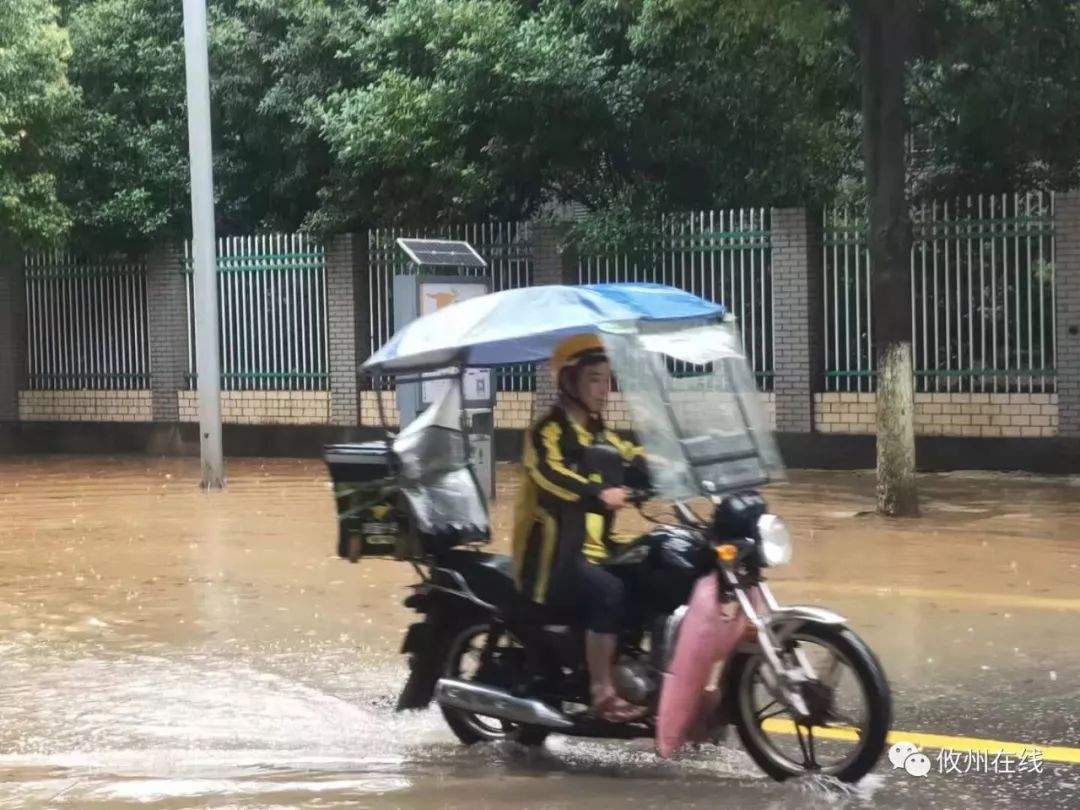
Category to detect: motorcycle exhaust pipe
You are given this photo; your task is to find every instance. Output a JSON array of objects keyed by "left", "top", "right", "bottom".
[{"left": 434, "top": 678, "right": 575, "bottom": 730}]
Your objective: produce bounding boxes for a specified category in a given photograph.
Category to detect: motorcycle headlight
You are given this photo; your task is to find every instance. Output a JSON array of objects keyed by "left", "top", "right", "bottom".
[{"left": 756, "top": 514, "right": 792, "bottom": 567}]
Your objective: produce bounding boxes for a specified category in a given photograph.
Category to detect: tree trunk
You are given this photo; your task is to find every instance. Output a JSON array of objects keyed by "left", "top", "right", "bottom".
[
  {"left": 876, "top": 341, "right": 917, "bottom": 513},
  {"left": 856, "top": 0, "right": 919, "bottom": 516}
]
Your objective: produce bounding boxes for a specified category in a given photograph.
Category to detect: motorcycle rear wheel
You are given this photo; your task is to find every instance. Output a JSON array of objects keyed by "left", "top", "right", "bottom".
[
  {"left": 729, "top": 622, "right": 890, "bottom": 783},
  {"left": 439, "top": 622, "right": 551, "bottom": 747}
]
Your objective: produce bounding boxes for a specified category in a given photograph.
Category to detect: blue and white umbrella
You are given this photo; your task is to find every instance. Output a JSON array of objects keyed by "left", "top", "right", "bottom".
[{"left": 361, "top": 283, "right": 725, "bottom": 373}]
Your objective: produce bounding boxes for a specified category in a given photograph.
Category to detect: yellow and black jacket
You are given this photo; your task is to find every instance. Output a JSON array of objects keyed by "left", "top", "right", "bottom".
[{"left": 511, "top": 404, "right": 648, "bottom": 605}]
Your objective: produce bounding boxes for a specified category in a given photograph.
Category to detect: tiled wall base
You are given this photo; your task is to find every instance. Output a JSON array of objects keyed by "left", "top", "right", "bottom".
[
  {"left": 19, "top": 390, "right": 152, "bottom": 422},
  {"left": 814, "top": 392, "right": 1058, "bottom": 437},
  {"left": 178, "top": 390, "right": 330, "bottom": 425},
  {"left": 361, "top": 391, "right": 778, "bottom": 433}
]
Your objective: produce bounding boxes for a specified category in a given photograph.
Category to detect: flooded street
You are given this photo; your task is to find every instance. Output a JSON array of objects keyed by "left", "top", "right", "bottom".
[{"left": 0, "top": 456, "right": 1077, "bottom": 808}]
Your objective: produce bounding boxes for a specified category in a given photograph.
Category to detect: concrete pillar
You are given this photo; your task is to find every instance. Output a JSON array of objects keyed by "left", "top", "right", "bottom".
[
  {"left": 146, "top": 240, "right": 188, "bottom": 422},
  {"left": 770, "top": 207, "right": 824, "bottom": 433},
  {"left": 0, "top": 237, "right": 26, "bottom": 422},
  {"left": 529, "top": 221, "right": 578, "bottom": 421},
  {"left": 1055, "top": 192, "right": 1080, "bottom": 437},
  {"left": 325, "top": 233, "right": 365, "bottom": 426}
]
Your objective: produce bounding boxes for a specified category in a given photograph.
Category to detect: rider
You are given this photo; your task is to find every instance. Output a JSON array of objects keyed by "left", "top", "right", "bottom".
[{"left": 511, "top": 334, "right": 649, "bottom": 722}]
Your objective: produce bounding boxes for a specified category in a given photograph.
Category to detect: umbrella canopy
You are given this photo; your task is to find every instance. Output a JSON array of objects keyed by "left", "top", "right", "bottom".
[{"left": 361, "top": 283, "right": 725, "bottom": 373}]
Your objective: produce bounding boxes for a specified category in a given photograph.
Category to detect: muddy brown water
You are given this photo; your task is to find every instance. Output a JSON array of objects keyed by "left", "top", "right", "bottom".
[{"left": 0, "top": 457, "right": 1077, "bottom": 808}]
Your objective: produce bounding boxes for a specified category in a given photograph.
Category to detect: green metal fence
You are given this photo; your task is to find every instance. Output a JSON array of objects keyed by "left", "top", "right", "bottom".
[
  {"left": 183, "top": 234, "right": 328, "bottom": 391},
  {"left": 23, "top": 251, "right": 149, "bottom": 390},
  {"left": 823, "top": 192, "right": 1056, "bottom": 394},
  {"left": 577, "top": 209, "right": 774, "bottom": 391}
]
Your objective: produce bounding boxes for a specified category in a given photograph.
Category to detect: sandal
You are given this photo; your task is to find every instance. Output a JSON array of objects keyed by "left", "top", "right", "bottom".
[{"left": 591, "top": 686, "right": 648, "bottom": 723}]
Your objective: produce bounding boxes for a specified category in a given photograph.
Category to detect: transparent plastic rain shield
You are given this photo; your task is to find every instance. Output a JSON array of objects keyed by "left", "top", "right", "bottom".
[
  {"left": 600, "top": 322, "right": 784, "bottom": 501},
  {"left": 392, "top": 382, "right": 490, "bottom": 547}
]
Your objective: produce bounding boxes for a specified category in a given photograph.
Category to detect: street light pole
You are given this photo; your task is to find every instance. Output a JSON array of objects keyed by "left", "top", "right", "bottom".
[{"left": 182, "top": 0, "right": 225, "bottom": 489}]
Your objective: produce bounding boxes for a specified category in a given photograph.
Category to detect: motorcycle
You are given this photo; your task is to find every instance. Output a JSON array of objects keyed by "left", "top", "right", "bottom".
[{"left": 324, "top": 282, "right": 891, "bottom": 782}]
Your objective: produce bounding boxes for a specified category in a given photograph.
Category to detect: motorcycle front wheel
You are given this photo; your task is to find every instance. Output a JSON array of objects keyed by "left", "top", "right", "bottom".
[{"left": 729, "top": 622, "right": 891, "bottom": 783}]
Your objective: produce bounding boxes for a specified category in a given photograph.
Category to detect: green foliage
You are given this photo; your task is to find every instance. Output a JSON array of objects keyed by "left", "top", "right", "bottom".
[
  {"left": 5, "top": 0, "right": 1080, "bottom": 246},
  {"left": 314, "top": 0, "right": 856, "bottom": 234},
  {"left": 211, "top": 0, "right": 369, "bottom": 233},
  {"left": 0, "top": 0, "right": 77, "bottom": 243},
  {"left": 909, "top": 0, "right": 1080, "bottom": 196},
  {"left": 48, "top": 0, "right": 858, "bottom": 239},
  {"left": 56, "top": 0, "right": 368, "bottom": 246},
  {"left": 619, "top": 0, "right": 856, "bottom": 207},
  {"left": 61, "top": 0, "right": 188, "bottom": 246},
  {"left": 312, "top": 0, "right": 616, "bottom": 230}
]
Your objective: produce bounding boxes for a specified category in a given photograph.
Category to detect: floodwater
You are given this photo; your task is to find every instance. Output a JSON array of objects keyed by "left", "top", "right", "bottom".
[{"left": 0, "top": 456, "right": 1077, "bottom": 808}]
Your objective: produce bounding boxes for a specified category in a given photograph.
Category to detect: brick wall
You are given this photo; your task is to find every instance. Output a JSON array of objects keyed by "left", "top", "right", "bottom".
[
  {"left": 529, "top": 221, "right": 576, "bottom": 421},
  {"left": 361, "top": 391, "right": 538, "bottom": 429},
  {"left": 494, "top": 392, "right": 534, "bottom": 429},
  {"left": 146, "top": 241, "right": 187, "bottom": 421},
  {"left": 600, "top": 392, "right": 777, "bottom": 432},
  {"left": 19, "top": 390, "right": 152, "bottom": 421},
  {"left": 356, "top": 390, "right": 779, "bottom": 433},
  {"left": 814, "top": 393, "right": 1058, "bottom": 437},
  {"left": 178, "top": 391, "right": 329, "bottom": 425},
  {"left": 360, "top": 391, "right": 399, "bottom": 427},
  {"left": 1056, "top": 192, "right": 1080, "bottom": 437},
  {"left": 7, "top": 199, "right": 1080, "bottom": 455},
  {"left": 325, "top": 234, "right": 361, "bottom": 426},
  {"left": 600, "top": 392, "right": 633, "bottom": 431},
  {"left": 362, "top": 390, "right": 638, "bottom": 431},
  {"left": 770, "top": 208, "right": 823, "bottom": 432},
  {"left": 762, "top": 392, "right": 777, "bottom": 430},
  {"left": 0, "top": 237, "right": 25, "bottom": 421}
]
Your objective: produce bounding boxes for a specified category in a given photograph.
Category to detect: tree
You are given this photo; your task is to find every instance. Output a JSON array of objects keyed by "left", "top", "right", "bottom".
[
  {"left": 668, "top": 0, "right": 922, "bottom": 514},
  {"left": 0, "top": 0, "right": 77, "bottom": 244},
  {"left": 311, "top": 0, "right": 855, "bottom": 232},
  {"left": 34, "top": 0, "right": 1080, "bottom": 256},
  {"left": 57, "top": 0, "right": 359, "bottom": 246},
  {"left": 908, "top": 0, "right": 1080, "bottom": 198},
  {"left": 207, "top": 0, "right": 368, "bottom": 233},
  {"left": 311, "top": 0, "right": 617, "bottom": 230},
  {"left": 60, "top": 0, "right": 190, "bottom": 246},
  {"left": 856, "top": 0, "right": 918, "bottom": 515}
]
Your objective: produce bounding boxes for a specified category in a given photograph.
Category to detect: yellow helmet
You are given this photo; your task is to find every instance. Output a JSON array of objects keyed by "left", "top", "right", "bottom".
[{"left": 550, "top": 333, "right": 606, "bottom": 380}]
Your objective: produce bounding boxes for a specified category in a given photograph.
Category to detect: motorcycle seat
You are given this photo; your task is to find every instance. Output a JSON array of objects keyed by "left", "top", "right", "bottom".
[
  {"left": 437, "top": 549, "right": 519, "bottom": 610},
  {"left": 436, "top": 549, "right": 579, "bottom": 625}
]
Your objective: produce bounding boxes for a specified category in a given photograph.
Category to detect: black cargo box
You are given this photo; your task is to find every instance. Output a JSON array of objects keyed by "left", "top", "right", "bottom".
[{"left": 322, "top": 441, "right": 406, "bottom": 561}]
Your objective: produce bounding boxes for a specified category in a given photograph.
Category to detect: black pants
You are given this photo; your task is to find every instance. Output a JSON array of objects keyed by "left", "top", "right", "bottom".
[{"left": 547, "top": 558, "right": 636, "bottom": 635}]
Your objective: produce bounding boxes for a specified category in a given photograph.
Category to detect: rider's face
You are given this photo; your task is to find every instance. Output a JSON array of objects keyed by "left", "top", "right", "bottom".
[{"left": 577, "top": 362, "right": 611, "bottom": 414}]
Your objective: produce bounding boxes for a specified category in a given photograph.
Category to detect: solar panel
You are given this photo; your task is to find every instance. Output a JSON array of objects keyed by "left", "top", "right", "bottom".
[{"left": 396, "top": 238, "right": 487, "bottom": 268}]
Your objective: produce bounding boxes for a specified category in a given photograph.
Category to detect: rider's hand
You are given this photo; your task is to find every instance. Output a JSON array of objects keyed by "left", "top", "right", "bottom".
[{"left": 599, "top": 487, "right": 630, "bottom": 511}]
